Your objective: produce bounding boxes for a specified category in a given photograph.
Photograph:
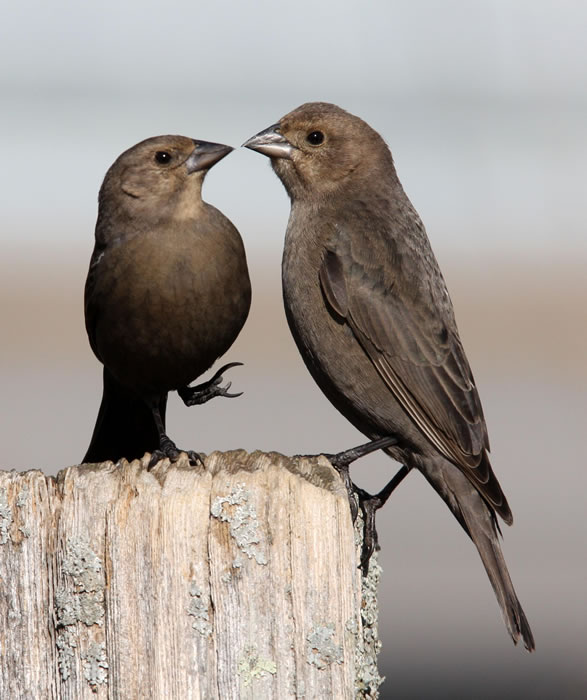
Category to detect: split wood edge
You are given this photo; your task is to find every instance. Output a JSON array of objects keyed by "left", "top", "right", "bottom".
[{"left": 0, "top": 450, "right": 384, "bottom": 699}]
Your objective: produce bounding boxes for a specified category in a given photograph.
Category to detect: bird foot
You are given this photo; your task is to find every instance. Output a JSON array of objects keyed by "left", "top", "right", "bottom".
[
  {"left": 178, "top": 362, "right": 244, "bottom": 406},
  {"left": 329, "top": 461, "right": 359, "bottom": 523},
  {"left": 148, "top": 435, "right": 202, "bottom": 469},
  {"left": 322, "top": 436, "right": 400, "bottom": 523},
  {"left": 354, "top": 465, "right": 411, "bottom": 575}
]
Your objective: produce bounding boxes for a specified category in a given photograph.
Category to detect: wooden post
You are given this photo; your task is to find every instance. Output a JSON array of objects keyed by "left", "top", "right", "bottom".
[{"left": 0, "top": 450, "right": 383, "bottom": 699}]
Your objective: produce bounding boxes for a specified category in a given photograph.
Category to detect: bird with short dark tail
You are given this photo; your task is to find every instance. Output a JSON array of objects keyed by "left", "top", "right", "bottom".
[
  {"left": 83, "top": 135, "right": 251, "bottom": 468},
  {"left": 244, "top": 102, "right": 534, "bottom": 651}
]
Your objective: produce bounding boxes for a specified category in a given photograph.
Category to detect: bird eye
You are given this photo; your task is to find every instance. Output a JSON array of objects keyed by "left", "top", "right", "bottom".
[
  {"left": 155, "top": 151, "right": 172, "bottom": 164},
  {"left": 306, "top": 130, "right": 324, "bottom": 146}
]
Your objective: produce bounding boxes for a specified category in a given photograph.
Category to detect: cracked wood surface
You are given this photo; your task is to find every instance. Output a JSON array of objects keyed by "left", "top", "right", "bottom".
[{"left": 0, "top": 450, "right": 383, "bottom": 699}]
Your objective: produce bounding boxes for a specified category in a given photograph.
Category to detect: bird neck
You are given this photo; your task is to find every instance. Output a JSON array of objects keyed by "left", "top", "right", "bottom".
[{"left": 168, "top": 182, "right": 206, "bottom": 221}]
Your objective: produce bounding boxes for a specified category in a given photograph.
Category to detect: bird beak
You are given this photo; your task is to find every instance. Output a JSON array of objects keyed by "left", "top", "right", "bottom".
[
  {"left": 186, "top": 141, "right": 234, "bottom": 173},
  {"left": 242, "top": 124, "right": 294, "bottom": 159}
]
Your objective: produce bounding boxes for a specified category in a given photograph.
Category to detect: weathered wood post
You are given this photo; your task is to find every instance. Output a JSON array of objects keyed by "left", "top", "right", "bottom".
[{"left": 0, "top": 450, "right": 383, "bottom": 699}]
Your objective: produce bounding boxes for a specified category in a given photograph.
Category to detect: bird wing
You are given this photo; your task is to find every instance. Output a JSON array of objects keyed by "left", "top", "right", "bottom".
[
  {"left": 84, "top": 242, "right": 107, "bottom": 362},
  {"left": 319, "top": 229, "right": 511, "bottom": 520}
]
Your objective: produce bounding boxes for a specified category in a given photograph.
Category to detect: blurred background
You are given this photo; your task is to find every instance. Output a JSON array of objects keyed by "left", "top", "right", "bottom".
[{"left": 1, "top": 1, "right": 585, "bottom": 696}]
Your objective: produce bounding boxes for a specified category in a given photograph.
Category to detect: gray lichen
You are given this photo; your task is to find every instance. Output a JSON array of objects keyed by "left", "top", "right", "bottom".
[
  {"left": 55, "top": 585, "right": 104, "bottom": 628},
  {"left": 62, "top": 536, "right": 104, "bottom": 595},
  {"left": 55, "top": 589, "right": 78, "bottom": 628},
  {"left": 56, "top": 630, "right": 77, "bottom": 681},
  {"left": 211, "top": 483, "right": 267, "bottom": 565},
  {"left": 16, "top": 486, "right": 29, "bottom": 508},
  {"left": 83, "top": 642, "right": 108, "bottom": 689},
  {"left": 8, "top": 608, "right": 21, "bottom": 625},
  {"left": 306, "top": 624, "right": 343, "bottom": 669},
  {"left": 350, "top": 515, "right": 384, "bottom": 698},
  {"left": 237, "top": 645, "right": 277, "bottom": 687},
  {"left": 345, "top": 617, "right": 358, "bottom": 635},
  {"left": 0, "top": 488, "right": 13, "bottom": 544},
  {"left": 55, "top": 537, "right": 105, "bottom": 628},
  {"left": 55, "top": 537, "right": 107, "bottom": 685},
  {"left": 187, "top": 582, "right": 213, "bottom": 637}
]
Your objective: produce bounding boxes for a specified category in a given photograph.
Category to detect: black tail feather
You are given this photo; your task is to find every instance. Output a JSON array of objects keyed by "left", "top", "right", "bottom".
[{"left": 83, "top": 367, "right": 166, "bottom": 464}]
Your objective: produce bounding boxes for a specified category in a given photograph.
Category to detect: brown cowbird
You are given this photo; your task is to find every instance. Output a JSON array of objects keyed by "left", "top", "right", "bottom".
[
  {"left": 83, "top": 135, "right": 251, "bottom": 467},
  {"left": 244, "top": 103, "right": 534, "bottom": 651}
]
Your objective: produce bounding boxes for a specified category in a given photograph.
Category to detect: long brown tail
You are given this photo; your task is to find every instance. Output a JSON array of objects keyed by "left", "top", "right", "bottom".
[{"left": 421, "top": 459, "right": 535, "bottom": 651}]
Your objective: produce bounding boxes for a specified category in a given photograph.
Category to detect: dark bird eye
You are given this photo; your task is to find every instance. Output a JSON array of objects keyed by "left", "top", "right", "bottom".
[
  {"left": 306, "top": 130, "right": 324, "bottom": 146},
  {"left": 155, "top": 151, "right": 172, "bottom": 164}
]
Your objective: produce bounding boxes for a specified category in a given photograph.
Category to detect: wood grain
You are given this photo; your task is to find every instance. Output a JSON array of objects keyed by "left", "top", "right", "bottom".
[{"left": 0, "top": 451, "right": 383, "bottom": 699}]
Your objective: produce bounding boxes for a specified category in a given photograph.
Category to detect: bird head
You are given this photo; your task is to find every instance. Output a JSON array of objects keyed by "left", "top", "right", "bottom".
[
  {"left": 98, "top": 135, "right": 233, "bottom": 222},
  {"left": 243, "top": 102, "right": 393, "bottom": 201}
]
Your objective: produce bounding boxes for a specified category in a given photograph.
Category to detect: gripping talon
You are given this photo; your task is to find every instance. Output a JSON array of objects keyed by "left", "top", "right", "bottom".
[
  {"left": 207, "top": 361, "right": 243, "bottom": 385},
  {"left": 294, "top": 436, "right": 406, "bottom": 573},
  {"left": 354, "top": 465, "right": 411, "bottom": 574},
  {"left": 185, "top": 450, "right": 203, "bottom": 466},
  {"left": 323, "top": 436, "right": 399, "bottom": 525},
  {"left": 179, "top": 362, "right": 244, "bottom": 406},
  {"left": 148, "top": 450, "right": 166, "bottom": 469},
  {"left": 147, "top": 443, "right": 203, "bottom": 470}
]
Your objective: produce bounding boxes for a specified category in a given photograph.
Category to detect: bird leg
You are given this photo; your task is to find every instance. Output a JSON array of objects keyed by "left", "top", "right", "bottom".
[
  {"left": 355, "top": 465, "right": 411, "bottom": 575},
  {"left": 326, "top": 435, "right": 399, "bottom": 471},
  {"left": 178, "top": 362, "right": 244, "bottom": 406},
  {"left": 324, "top": 436, "right": 400, "bottom": 522},
  {"left": 147, "top": 400, "right": 201, "bottom": 469},
  {"left": 323, "top": 435, "right": 412, "bottom": 574}
]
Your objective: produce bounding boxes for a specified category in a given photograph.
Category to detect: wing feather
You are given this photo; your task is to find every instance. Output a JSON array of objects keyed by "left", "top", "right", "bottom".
[{"left": 319, "top": 237, "right": 511, "bottom": 522}]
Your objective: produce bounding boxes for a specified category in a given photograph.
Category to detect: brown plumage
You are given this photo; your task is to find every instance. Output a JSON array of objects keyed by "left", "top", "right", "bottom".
[
  {"left": 84, "top": 135, "right": 251, "bottom": 466},
  {"left": 244, "top": 102, "right": 534, "bottom": 651}
]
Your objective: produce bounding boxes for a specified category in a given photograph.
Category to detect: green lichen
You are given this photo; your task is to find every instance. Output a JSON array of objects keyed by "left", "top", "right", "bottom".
[{"left": 238, "top": 645, "right": 277, "bottom": 687}]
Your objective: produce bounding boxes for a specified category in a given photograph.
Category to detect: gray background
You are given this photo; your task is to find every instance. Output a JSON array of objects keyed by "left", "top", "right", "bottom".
[{"left": 2, "top": 1, "right": 585, "bottom": 697}]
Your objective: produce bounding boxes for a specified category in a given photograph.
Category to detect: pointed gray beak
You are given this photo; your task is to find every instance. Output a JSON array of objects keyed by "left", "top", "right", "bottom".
[
  {"left": 186, "top": 141, "right": 233, "bottom": 173},
  {"left": 242, "top": 124, "right": 294, "bottom": 159}
]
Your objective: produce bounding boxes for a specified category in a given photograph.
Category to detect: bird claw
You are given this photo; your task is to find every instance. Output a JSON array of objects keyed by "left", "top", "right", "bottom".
[
  {"left": 185, "top": 450, "right": 203, "bottom": 467},
  {"left": 354, "top": 486, "right": 383, "bottom": 575},
  {"left": 353, "top": 466, "right": 411, "bottom": 575},
  {"left": 295, "top": 438, "right": 406, "bottom": 573},
  {"left": 328, "top": 461, "right": 359, "bottom": 523},
  {"left": 322, "top": 436, "right": 400, "bottom": 525},
  {"left": 148, "top": 449, "right": 172, "bottom": 469},
  {"left": 178, "top": 362, "right": 244, "bottom": 406},
  {"left": 147, "top": 438, "right": 203, "bottom": 470},
  {"left": 223, "top": 390, "right": 243, "bottom": 398}
]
